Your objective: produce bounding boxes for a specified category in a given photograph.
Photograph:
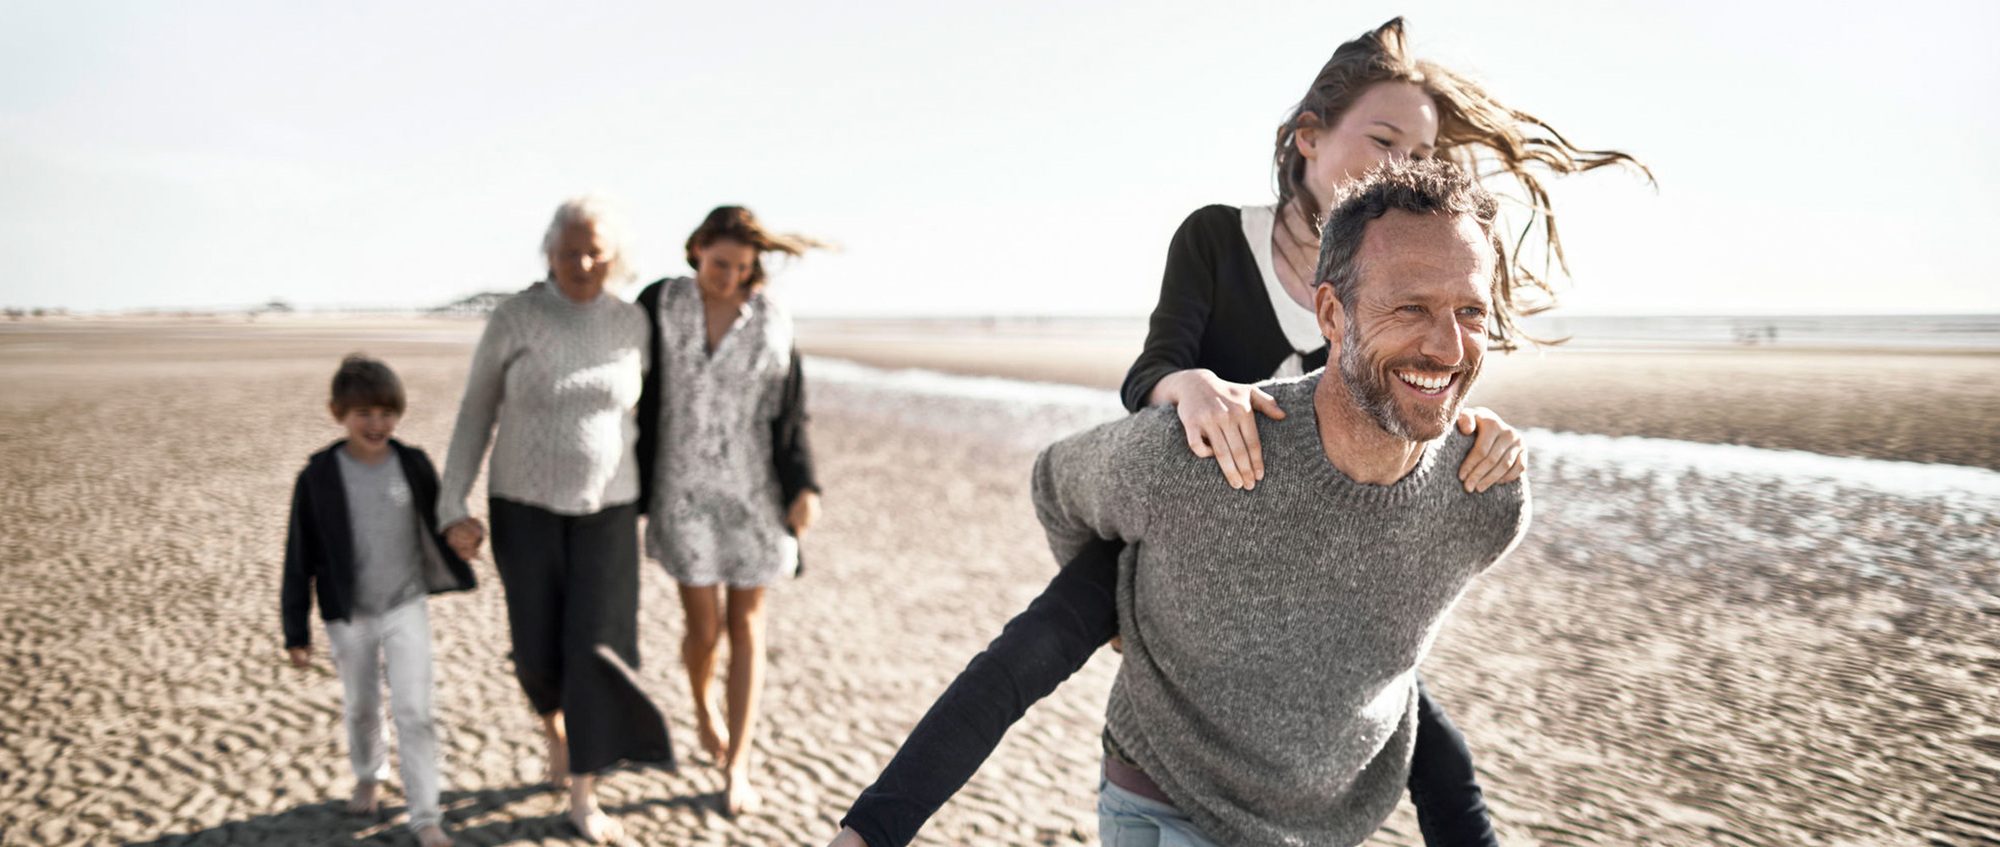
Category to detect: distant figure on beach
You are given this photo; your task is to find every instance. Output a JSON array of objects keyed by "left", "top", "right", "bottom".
[
  {"left": 280, "top": 354, "right": 477, "bottom": 847},
  {"left": 835, "top": 18, "right": 1646, "bottom": 847},
  {"left": 636, "top": 206, "right": 824, "bottom": 817},
  {"left": 854, "top": 159, "right": 1535, "bottom": 847},
  {"left": 436, "top": 197, "right": 672, "bottom": 843}
]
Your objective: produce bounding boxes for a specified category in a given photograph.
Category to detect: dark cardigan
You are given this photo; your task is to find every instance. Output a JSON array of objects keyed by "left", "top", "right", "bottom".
[
  {"left": 1121, "top": 205, "right": 1329, "bottom": 412},
  {"left": 280, "top": 439, "right": 477, "bottom": 649}
]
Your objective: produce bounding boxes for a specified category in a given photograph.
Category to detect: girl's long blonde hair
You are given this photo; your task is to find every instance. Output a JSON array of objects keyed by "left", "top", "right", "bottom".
[{"left": 1275, "top": 17, "right": 1653, "bottom": 348}]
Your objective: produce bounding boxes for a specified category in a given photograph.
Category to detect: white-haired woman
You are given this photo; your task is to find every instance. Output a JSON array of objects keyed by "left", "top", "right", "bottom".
[{"left": 438, "top": 197, "right": 673, "bottom": 842}]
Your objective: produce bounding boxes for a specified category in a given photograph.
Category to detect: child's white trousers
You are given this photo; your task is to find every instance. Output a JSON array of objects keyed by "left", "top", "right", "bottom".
[{"left": 325, "top": 598, "right": 442, "bottom": 831}]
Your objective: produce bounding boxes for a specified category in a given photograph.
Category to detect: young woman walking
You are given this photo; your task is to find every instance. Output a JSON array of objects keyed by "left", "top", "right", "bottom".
[{"left": 638, "top": 206, "right": 825, "bottom": 817}]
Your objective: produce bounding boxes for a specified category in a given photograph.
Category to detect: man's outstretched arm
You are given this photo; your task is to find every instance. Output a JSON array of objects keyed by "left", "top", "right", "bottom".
[{"left": 1030, "top": 414, "right": 1154, "bottom": 563}]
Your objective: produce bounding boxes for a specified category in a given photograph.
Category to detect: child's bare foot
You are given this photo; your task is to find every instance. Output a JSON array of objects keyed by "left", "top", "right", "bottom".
[
  {"left": 722, "top": 766, "right": 762, "bottom": 817},
  {"left": 568, "top": 779, "right": 624, "bottom": 843},
  {"left": 414, "top": 823, "right": 454, "bottom": 847},
  {"left": 346, "top": 780, "right": 380, "bottom": 816},
  {"left": 541, "top": 714, "right": 571, "bottom": 790},
  {"left": 693, "top": 698, "right": 729, "bottom": 764}
]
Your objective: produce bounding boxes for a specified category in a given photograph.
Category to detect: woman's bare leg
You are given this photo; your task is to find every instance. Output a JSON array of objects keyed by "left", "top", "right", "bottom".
[
  {"left": 677, "top": 583, "right": 730, "bottom": 762},
  {"left": 722, "top": 586, "right": 768, "bottom": 816},
  {"left": 539, "top": 710, "right": 569, "bottom": 790},
  {"left": 567, "top": 771, "right": 623, "bottom": 843}
]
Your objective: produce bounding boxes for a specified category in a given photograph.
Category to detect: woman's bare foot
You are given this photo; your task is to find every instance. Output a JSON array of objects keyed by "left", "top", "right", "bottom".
[
  {"left": 694, "top": 697, "right": 729, "bottom": 764},
  {"left": 568, "top": 776, "right": 625, "bottom": 843},
  {"left": 541, "top": 713, "right": 571, "bottom": 790},
  {"left": 346, "top": 779, "right": 380, "bottom": 816},
  {"left": 414, "top": 823, "right": 454, "bottom": 847},
  {"left": 722, "top": 766, "right": 763, "bottom": 817}
]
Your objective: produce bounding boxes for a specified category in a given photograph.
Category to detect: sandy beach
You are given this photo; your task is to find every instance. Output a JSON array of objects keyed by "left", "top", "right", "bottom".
[{"left": 2, "top": 317, "right": 1997, "bottom": 846}]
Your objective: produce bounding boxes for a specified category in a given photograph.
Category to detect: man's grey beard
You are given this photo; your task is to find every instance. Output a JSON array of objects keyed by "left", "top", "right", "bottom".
[
  {"left": 1336, "top": 318, "right": 1471, "bottom": 441},
  {"left": 1337, "top": 321, "right": 1412, "bottom": 439}
]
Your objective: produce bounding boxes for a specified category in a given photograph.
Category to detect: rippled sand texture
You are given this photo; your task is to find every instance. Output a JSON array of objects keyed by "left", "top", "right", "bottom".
[
  {"left": 0, "top": 320, "right": 1108, "bottom": 846},
  {"left": 4, "top": 319, "right": 1999, "bottom": 846}
]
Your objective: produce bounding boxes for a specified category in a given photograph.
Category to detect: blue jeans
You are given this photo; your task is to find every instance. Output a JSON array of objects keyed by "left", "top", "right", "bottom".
[{"left": 1097, "top": 776, "right": 1221, "bottom": 847}]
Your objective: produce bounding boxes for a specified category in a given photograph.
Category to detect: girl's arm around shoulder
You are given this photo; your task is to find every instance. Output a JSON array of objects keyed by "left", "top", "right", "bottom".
[{"left": 1121, "top": 205, "right": 1240, "bottom": 412}]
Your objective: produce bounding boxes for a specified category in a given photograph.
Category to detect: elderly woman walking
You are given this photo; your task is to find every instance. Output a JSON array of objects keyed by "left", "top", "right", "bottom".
[{"left": 438, "top": 197, "right": 673, "bottom": 842}]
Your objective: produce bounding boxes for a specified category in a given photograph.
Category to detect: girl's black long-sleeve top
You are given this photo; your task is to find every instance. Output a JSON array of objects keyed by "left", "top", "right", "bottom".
[
  {"left": 1121, "top": 205, "right": 1328, "bottom": 412},
  {"left": 840, "top": 207, "right": 1497, "bottom": 847}
]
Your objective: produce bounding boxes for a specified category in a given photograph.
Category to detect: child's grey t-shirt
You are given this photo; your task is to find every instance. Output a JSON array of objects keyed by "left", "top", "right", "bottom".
[{"left": 335, "top": 448, "right": 425, "bottom": 616}]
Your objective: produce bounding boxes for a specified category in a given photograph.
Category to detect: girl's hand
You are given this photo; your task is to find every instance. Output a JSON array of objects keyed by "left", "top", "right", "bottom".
[
  {"left": 444, "top": 518, "right": 485, "bottom": 561},
  {"left": 1454, "top": 406, "right": 1526, "bottom": 493},
  {"left": 787, "top": 490, "right": 822, "bottom": 536},
  {"left": 1158, "top": 369, "right": 1287, "bottom": 491},
  {"left": 825, "top": 828, "right": 869, "bottom": 847},
  {"left": 286, "top": 646, "right": 312, "bottom": 669}
]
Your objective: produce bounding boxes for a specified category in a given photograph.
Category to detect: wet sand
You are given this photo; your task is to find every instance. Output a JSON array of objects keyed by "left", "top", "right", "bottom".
[{"left": 2, "top": 318, "right": 1997, "bottom": 846}]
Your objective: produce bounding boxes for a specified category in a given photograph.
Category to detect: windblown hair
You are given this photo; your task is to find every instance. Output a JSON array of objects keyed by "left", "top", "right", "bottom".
[
  {"left": 540, "top": 195, "right": 635, "bottom": 285},
  {"left": 1315, "top": 159, "right": 1524, "bottom": 342},
  {"left": 329, "top": 353, "right": 406, "bottom": 416},
  {"left": 1275, "top": 17, "right": 1651, "bottom": 334},
  {"left": 684, "top": 205, "right": 829, "bottom": 289}
]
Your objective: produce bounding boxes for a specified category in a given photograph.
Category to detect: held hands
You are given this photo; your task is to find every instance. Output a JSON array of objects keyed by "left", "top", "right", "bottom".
[
  {"left": 1454, "top": 406, "right": 1527, "bottom": 493},
  {"left": 787, "top": 490, "right": 822, "bottom": 536},
  {"left": 1159, "top": 369, "right": 1287, "bottom": 491},
  {"left": 444, "top": 518, "right": 486, "bottom": 561}
]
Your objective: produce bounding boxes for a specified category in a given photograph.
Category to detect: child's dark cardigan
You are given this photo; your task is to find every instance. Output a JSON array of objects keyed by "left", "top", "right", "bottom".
[{"left": 281, "top": 439, "right": 477, "bottom": 649}]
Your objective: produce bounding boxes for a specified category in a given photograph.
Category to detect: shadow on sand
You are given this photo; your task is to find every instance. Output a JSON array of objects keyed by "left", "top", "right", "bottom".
[{"left": 120, "top": 781, "right": 722, "bottom": 846}]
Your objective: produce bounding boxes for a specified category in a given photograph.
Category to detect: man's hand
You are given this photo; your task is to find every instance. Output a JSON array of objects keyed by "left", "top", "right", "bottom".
[
  {"left": 444, "top": 518, "right": 485, "bottom": 561},
  {"left": 286, "top": 646, "right": 312, "bottom": 669},
  {"left": 1454, "top": 406, "right": 1526, "bottom": 493},
  {"left": 1156, "top": 369, "right": 1287, "bottom": 491},
  {"left": 787, "top": 490, "right": 822, "bottom": 536}
]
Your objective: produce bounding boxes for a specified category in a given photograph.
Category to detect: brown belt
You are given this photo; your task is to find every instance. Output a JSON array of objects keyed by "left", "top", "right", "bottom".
[{"left": 1102, "top": 754, "right": 1178, "bottom": 807}]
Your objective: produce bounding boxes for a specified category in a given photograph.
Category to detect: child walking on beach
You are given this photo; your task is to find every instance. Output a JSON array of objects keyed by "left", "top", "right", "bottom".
[{"left": 281, "top": 354, "right": 477, "bottom": 847}]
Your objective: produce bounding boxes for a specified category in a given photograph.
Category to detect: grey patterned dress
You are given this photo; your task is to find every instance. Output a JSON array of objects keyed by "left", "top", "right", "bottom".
[{"left": 647, "top": 277, "right": 800, "bottom": 588}]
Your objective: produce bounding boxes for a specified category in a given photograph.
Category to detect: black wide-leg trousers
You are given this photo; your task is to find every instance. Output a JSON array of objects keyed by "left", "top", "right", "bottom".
[{"left": 488, "top": 497, "right": 674, "bottom": 775}]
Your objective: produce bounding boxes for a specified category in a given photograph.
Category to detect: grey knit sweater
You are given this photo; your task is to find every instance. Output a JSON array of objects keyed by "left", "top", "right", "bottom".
[
  {"left": 1031, "top": 372, "right": 1530, "bottom": 846},
  {"left": 439, "top": 282, "right": 649, "bottom": 528}
]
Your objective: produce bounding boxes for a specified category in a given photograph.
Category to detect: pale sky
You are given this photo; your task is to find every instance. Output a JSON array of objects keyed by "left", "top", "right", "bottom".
[{"left": 3, "top": 0, "right": 1996, "bottom": 316}]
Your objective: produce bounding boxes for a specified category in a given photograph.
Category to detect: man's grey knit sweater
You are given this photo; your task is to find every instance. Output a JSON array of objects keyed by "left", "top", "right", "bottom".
[{"left": 1031, "top": 372, "right": 1530, "bottom": 846}]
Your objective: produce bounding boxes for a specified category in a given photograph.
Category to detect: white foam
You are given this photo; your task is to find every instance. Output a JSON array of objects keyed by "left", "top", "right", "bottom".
[
  {"left": 1525, "top": 430, "right": 2000, "bottom": 501},
  {"left": 808, "top": 356, "right": 1124, "bottom": 416}
]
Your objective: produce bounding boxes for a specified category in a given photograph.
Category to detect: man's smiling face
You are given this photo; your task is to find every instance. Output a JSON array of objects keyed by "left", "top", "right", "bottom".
[{"left": 1329, "top": 209, "right": 1495, "bottom": 441}]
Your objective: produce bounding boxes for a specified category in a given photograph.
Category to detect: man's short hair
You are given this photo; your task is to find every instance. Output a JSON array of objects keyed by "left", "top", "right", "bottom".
[
  {"left": 1314, "top": 159, "right": 1504, "bottom": 322},
  {"left": 330, "top": 353, "right": 405, "bottom": 416}
]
